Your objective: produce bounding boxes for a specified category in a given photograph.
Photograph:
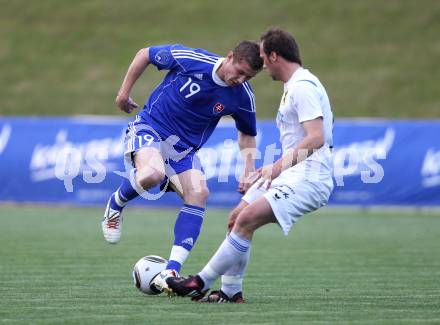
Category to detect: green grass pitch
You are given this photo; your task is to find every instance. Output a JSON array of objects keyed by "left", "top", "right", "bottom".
[{"left": 1, "top": 205, "right": 439, "bottom": 324}]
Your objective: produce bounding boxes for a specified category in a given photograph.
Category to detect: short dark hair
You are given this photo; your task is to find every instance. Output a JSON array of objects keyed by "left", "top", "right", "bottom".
[
  {"left": 260, "top": 27, "right": 302, "bottom": 65},
  {"left": 232, "top": 40, "right": 263, "bottom": 71}
]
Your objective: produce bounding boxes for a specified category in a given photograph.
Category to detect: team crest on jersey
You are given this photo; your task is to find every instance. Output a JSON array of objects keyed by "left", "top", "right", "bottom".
[{"left": 213, "top": 102, "right": 225, "bottom": 114}]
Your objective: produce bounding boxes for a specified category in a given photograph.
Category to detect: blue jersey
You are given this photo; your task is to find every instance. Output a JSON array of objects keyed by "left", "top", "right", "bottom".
[{"left": 139, "top": 44, "right": 257, "bottom": 150}]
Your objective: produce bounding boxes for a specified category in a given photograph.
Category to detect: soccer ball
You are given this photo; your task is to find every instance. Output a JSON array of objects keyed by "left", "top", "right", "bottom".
[{"left": 132, "top": 255, "right": 167, "bottom": 295}]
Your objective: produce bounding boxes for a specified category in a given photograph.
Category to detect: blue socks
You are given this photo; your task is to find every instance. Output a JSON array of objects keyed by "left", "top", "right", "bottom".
[
  {"left": 166, "top": 204, "right": 205, "bottom": 272},
  {"left": 109, "top": 176, "right": 140, "bottom": 211},
  {"left": 109, "top": 174, "right": 205, "bottom": 274},
  {"left": 118, "top": 175, "right": 140, "bottom": 201}
]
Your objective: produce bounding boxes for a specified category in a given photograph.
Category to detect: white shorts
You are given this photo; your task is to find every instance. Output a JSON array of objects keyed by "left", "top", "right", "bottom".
[{"left": 242, "top": 166, "right": 334, "bottom": 235}]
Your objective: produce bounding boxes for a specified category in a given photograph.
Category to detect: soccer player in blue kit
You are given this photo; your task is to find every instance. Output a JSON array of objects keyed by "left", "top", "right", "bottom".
[{"left": 101, "top": 41, "right": 263, "bottom": 291}]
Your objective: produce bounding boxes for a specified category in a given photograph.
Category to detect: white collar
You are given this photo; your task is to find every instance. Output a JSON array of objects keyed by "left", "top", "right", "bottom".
[
  {"left": 285, "top": 67, "right": 305, "bottom": 87},
  {"left": 212, "top": 58, "right": 228, "bottom": 87}
]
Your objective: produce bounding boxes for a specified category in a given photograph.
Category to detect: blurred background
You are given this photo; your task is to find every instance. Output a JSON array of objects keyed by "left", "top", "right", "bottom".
[{"left": 2, "top": 0, "right": 439, "bottom": 118}]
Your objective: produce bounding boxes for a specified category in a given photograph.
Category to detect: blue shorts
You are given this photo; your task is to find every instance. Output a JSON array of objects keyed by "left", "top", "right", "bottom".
[{"left": 123, "top": 115, "right": 203, "bottom": 182}]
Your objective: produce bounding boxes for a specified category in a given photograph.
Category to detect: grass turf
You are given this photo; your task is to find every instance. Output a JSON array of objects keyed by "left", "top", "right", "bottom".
[{"left": 0, "top": 205, "right": 439, "bottom": 324}]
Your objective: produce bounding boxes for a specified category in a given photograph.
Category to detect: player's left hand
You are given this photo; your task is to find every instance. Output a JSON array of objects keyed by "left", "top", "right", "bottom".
[
  {"left": 237, "top": 170, "right": 259, "bottom": 194},
  {"left": 115, "top": 95, "right": 139, "bottom": 113},
  {"left": 255, "top": 163, "right": 282, "bottom": 190}
]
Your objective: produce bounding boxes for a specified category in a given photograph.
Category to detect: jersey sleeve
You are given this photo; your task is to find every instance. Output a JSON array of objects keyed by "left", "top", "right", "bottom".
[
  {"left": 148, "top": 45, "right": 179, "bottom": 71},
  {"left": 292, "top": 82, "right": 323, "bottom": 123},
  {"left": 149, "top": 44, "right": 218, "bottom": 73},
  {"left": 231, "top": 83, "right": 257, "bottom": 136}
]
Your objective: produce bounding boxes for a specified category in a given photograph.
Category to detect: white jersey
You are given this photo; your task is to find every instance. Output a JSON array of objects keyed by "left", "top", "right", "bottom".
[
  {"left": 242, "top": 67, "right": 334, "bottom": 235},
  {"left": 276, "top": 67, "right": 333, "bottom": 174}
]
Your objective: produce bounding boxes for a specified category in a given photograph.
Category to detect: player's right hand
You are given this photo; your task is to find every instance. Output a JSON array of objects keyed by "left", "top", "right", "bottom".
[{"left": 115, "top": 95, "right": 139, "bottom": 113}]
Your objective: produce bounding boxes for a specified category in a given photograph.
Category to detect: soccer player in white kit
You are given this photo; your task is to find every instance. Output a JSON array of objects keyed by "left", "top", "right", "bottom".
[{"left": 167, "top": 27, "right": 334, "bottom": 303}]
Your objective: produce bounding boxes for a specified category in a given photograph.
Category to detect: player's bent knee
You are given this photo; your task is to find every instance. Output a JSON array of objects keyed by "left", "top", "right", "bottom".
[
  {"left": 229, "top": 205, "right": 244, "bottom": 221},
  {"left": 234, "top": 207, "right": 256, "bottom": 231},
  {"left": 137, "top": 169, "right": 165, "bottom": 189},
  {"left": 183, "top": 186, "right": 209, "bottom": 205}
]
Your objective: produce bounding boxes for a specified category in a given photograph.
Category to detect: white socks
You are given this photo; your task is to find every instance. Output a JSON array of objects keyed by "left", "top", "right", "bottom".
[
  {"left": 168, "top": 245, "right": 190, "bottom": 266},
  {"left": 198, "top": 232, "right": 251, "bottom": 291},
  {"left": 221, "top": 248, "right": 251, "bottom": 297}
]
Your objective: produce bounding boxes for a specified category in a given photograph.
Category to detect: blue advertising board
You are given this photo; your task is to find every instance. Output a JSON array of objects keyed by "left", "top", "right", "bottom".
[{"left": 0, "top": 117, "right": 439, "bottom": 207}]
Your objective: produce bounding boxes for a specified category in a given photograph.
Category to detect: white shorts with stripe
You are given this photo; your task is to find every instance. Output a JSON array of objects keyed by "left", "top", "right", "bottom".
[{"left": 242, "top": 161, "right": 334, "bottom": 235}]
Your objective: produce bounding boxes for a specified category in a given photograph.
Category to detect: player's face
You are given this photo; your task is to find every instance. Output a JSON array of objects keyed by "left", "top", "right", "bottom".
[
  {"left": 222, "top": 55, "right": 258, "bottom": 86},
  {"left": 260, "top": 43, "right": 279, "bottom": 81}
]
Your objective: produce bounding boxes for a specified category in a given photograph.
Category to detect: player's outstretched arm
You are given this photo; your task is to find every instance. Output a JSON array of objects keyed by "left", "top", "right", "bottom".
[
  {"left": 237, "top": 131, "right": 257, "bottom": 194},
  {"left": 256, "top": 117, "right": 325, "bottom": 190},
  {"left": 279, "top": 117, "right": 325, "bottom": 170},
  {"left": 115, "top": 48, "right": 151, "bottom": 113}
]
